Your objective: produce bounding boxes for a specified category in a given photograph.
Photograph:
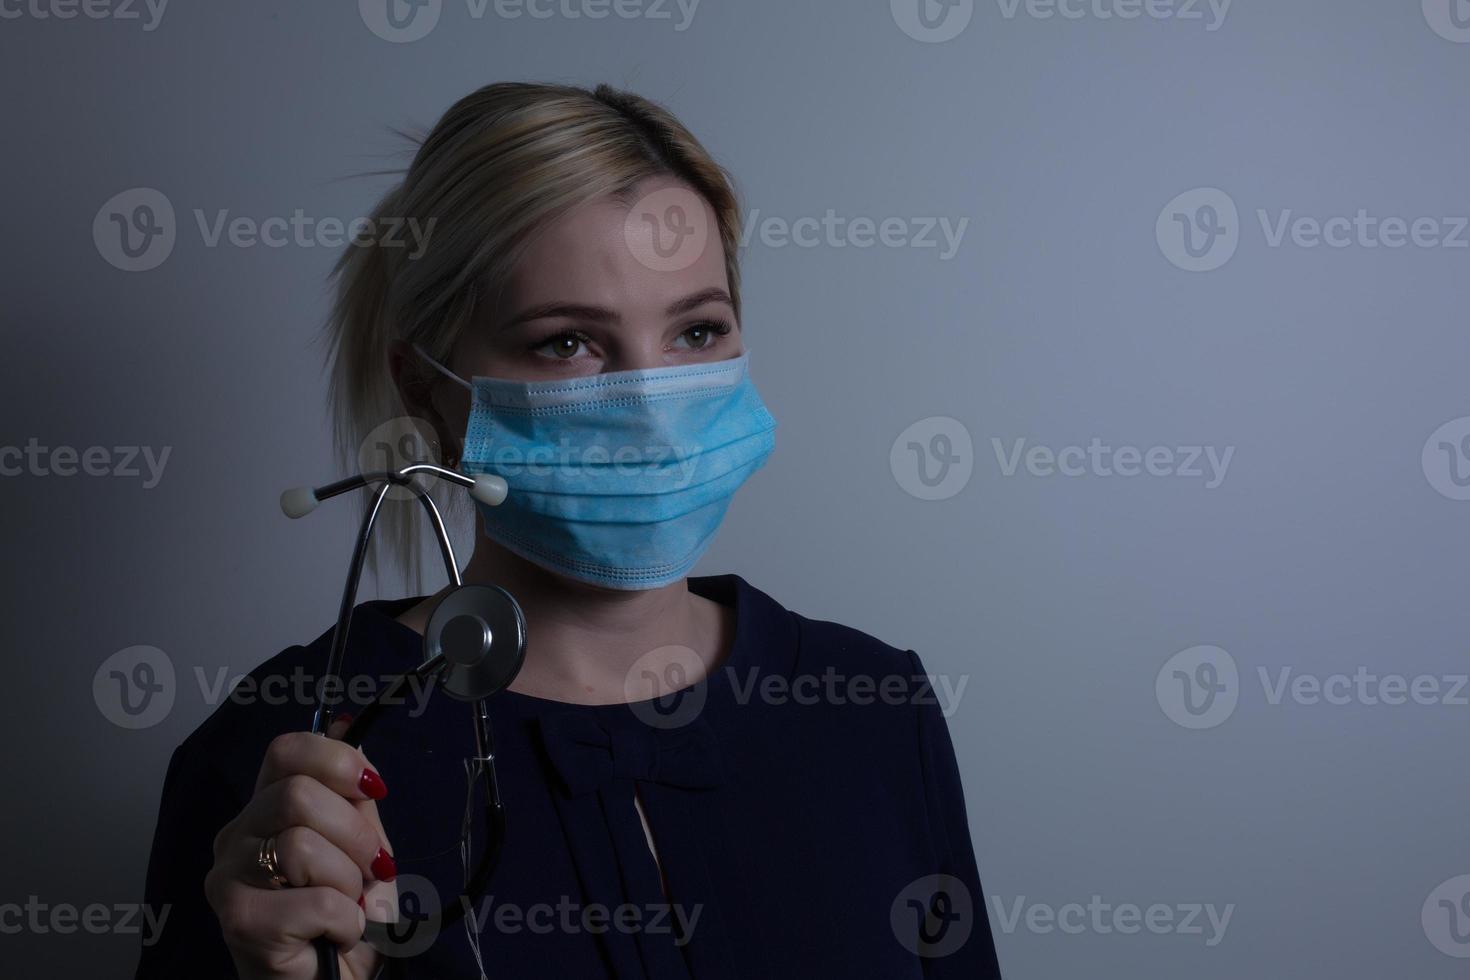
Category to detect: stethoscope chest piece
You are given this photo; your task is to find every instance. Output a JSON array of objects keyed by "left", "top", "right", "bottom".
[{"left": 425, "top": 584, "right": 527, "bottom": 701}]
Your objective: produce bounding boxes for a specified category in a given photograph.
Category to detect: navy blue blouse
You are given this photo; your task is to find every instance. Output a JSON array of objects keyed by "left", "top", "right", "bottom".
[{"left": 136, "top": 574, "right": 1001, "bottom": 978}]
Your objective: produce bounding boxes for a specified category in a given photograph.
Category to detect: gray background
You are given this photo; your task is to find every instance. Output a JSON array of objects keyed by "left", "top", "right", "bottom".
[{"left": 3, "top": 0, "right": 1468, "bottom": 976}]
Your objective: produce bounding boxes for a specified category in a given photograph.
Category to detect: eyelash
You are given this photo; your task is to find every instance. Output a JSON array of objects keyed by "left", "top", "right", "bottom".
[{"left": 529, "top": 320, "right": 733, "bottom": 358}]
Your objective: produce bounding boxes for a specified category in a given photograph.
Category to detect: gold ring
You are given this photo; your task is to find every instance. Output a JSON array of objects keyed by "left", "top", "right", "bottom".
[{"left": 257, "top": 836, "right": 290, "bottom": 889}]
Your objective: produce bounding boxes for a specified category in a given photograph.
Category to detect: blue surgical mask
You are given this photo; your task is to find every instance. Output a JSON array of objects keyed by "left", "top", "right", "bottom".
[{"left": 414, "top": 345, "right": 777, "bottom": 590}]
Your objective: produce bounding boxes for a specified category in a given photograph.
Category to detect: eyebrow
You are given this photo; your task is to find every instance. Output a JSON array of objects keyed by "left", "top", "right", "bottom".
[{"left": 500, "top": 287, "right": 734, "bottom": 330}]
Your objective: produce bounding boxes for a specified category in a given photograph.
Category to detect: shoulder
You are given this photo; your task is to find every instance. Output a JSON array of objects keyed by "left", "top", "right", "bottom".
[
  {"left": 720, "top": 578, "right": 971, "bottom": 841},
  {"left": 791, "top": 608, "right": 921, "bottom": 676},
  {"left": 721, "top": 574, "right": 941, "bottom": 739},
  {"left": 786, "top": 606, "right": 940, "bottom": 735},
  {"left": 726, "top": 573, "right": 926, "bottom": 682}
]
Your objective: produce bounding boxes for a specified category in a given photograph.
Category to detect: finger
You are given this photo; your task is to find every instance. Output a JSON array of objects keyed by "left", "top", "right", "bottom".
[
  {"left": 326, "top": 713, "right": 354, "bottom": 741},
  {"left": 355, "top": 800, "right": 398, "bottom": 916},
  {"left": 243, "top": 775, "right": 391, "bottom": 883},
  {"left": 234, "top": 827, "right": 363, "bottom": 898},
  {"left": 230, "top": 884, "right": 368, "bottom": 951},
  {"left": 362, "top": 878, "right": 401, "bottom": 925},
  {"left": 255, "top": 731, "right": 388, "bottom": 803}
]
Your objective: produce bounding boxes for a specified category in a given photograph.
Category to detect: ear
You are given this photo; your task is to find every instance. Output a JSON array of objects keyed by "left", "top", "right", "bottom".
[{"left": 388, "top": 339, "right": 462, "bottom": 467}]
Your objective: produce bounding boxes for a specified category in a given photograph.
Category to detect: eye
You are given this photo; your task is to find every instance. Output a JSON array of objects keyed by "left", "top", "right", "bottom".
[
  {"left": 674, "top": 320, "right": 733, "bottom": 351},
  {"left": 530, "top": 331, "right": 592, "bottom": 360}
]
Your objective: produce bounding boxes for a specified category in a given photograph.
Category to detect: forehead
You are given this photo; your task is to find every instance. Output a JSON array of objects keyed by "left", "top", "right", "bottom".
[{"left": 504, "top": 176, "right": 729, "bottom": 314}]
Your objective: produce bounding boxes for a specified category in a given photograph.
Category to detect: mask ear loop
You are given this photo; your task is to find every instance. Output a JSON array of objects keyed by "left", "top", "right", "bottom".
[
  {"left": 413, "top": 342, "right": 473, "bottom": 391},
  {"left": 411, "top": 342, "right": 472, "bottom": 471}
]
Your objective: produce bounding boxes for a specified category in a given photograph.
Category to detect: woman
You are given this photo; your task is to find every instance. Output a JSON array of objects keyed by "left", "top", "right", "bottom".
[{"left": 136, "top": 81, "right": 1002, "bottom": 979}]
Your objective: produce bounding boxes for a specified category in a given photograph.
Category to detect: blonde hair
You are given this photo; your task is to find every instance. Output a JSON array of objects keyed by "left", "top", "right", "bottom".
[{"left": 321, "top": 81, "right": 744, "bottom": 591}]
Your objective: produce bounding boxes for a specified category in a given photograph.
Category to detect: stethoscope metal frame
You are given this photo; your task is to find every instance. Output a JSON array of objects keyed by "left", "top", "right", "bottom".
[{"left": 285, "top": 462, "right": 520, "bottom": 978}]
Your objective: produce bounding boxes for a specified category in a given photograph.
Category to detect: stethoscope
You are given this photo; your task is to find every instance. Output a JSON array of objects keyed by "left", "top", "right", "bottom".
[{"left": 281, "top": 461, "right": 527, "bottom": 978}]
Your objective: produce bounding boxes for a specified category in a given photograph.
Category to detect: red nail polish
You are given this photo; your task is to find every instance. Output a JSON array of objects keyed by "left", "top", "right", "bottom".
[
  {"left": 358, "top": 894, "right": 366, "bottom": 910},
  {"left": 371, "top": 848, "right": 397, "bottom": 883},
  {"left": 337, "top": 713, "right": 354, "bottom": 727},
  {"left": 359, "top": 768, "right": 387, "bottom": 800}
]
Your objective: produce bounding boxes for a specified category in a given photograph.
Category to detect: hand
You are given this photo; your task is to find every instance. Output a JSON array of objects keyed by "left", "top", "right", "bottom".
[{"left": 205, "top": 718, "right": 396, "bottom": 979}]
